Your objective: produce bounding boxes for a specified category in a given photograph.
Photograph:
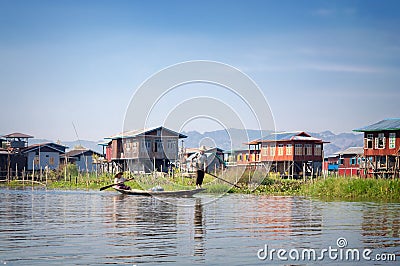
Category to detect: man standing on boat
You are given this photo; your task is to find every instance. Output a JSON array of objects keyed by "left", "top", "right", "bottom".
[
  {"left": 194, "top": 146, "right": 208, "bottom": 189},
  {"left": 113, "top": 172, "right": 131, "bottom": 190}
]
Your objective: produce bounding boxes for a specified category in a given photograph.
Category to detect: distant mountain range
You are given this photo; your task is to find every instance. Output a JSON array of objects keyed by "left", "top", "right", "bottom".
[
  {"left": 29, "top": 139, "right": 104, "bottom": 154},
  {"left": 181, "top": 129, "right": 363, "bottom": 156},
  {"left": 306, "top": 131, "right": 363, "bottom": 156},
  {"left": 28, "top": 129, "right": 363, "bottom": 157}
]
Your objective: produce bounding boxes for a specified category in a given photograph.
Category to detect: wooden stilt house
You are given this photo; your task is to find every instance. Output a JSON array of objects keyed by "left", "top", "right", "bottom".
[{"left": 353, "top": 118, "right": 400, "bottom": 178}]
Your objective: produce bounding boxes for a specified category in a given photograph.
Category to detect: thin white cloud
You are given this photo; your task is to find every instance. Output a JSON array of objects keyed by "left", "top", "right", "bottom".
[
  {"left": 239, "top": 62, "right": 387, "bottom": 74},
  {"left": 302, "top": 63, "right": 384, "bottom": 74}
]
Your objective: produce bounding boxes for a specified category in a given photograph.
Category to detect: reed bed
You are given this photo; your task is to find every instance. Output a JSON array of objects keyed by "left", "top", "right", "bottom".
[{"left": 1, "top": 167, "right": 399, "bottom": 202}]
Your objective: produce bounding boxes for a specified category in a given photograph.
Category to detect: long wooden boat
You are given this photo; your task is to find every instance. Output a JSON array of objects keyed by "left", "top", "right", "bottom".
[{"left": 114, "top": 187, "right": 205, "bottom": 197}]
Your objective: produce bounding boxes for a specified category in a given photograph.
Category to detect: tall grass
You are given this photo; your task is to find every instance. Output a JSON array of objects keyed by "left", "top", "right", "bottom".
[
  {"left": 2, "top": 167, "right": 399, "bottom": 202},
  {"left": 301, "top": 177, "right": 400, "bottom": 201}
]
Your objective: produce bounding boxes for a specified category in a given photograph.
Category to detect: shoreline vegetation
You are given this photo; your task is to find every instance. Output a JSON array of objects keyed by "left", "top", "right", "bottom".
[{"left": 1, "top": 165, "right": 399, "bottom": 202}]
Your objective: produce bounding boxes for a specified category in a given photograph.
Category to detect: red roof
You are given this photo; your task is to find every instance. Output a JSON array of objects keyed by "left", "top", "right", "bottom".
[{"left": 3, "top": 132, "right": 34, "bottom": 138}]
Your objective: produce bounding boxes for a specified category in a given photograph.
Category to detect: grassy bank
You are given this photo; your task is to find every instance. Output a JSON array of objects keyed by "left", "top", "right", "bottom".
[
  {"left": 1, "top": 172, "right": 399, "bottom": 202},
  {"left": 301, "top": 177, "right": 400, "bottom": 201}
]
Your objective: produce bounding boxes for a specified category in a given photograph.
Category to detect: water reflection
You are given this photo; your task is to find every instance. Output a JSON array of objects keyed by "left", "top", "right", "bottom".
[
  {"left": 104, "top": 194, "right": 179, "bottom": 264},
  {"left": 193, "top": 198, "right": 205, "bottom": 260},
  {"left": 0, "top": 188, "right": 399, "bottom": 265},
  {"left": 239, "top": 196, "right": 322, "bottom": 240},
  {"left": 362, "top": 203, "right": 400, "bottom": 249}
]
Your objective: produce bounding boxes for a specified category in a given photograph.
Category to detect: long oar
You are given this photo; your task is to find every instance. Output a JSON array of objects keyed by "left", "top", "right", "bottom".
[
  {"left": 206, "top": 172, "right": 241, "bottom": 188},
  {"left": 99, "top": 177, "right": 135, "bottom": 191}
]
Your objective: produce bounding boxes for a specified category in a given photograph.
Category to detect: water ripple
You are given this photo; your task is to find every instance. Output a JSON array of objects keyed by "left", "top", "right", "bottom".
[{"left": 0, "top": 188, "right": 399, "bottom": 265}]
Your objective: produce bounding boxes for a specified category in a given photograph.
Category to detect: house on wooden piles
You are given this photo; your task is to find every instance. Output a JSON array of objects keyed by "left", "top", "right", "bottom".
[
  {"left": 245, "top": 131, "right": 328, "bottom": 178},
  {"left": 183, "top": 146, "right": 225, "bottom": 173},
  {"left": 102, "top": 126, "right": 187, "bottom": 173},
  {"left": 61, "top": 148, "right": 103, "bottom": 172},
  {"left": 22, "top": 142, "right": 67, "bottom": 171},
  {"left": 335, "top": 147, "right": 364, "bottom": 176},
  {"left": 353, "top": 118, "right": 400, "bottom": 178},
  {"left": 323, "top": 155, "right": 339, "bottom": 175},
  {"left": 0, "top": 132, "right": 34, "bottom": 177},
  {"left": 0, "top": 137, "right": 7, "bottom": 178},
  {"left": 224, "top": 149, "right": 256, "bottom": 167}
]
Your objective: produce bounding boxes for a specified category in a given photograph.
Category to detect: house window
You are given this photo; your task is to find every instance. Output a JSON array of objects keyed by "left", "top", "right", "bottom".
[
  {"left": 34, "top": 156, "right": 39, "bottom": 165},
  {"left": 314, "top": 144, "right": 322, "bottom": 156},
  {"left": 270, "top": 144, "right": 276, "bottom": 156},
  {"left": 132, "top": 142, "right": 138, "bottom": 153},
  {"left": 278, "top": 144, "right": 284, "bottom": 156},
  {"left": 365, "top": 134, "right": 373, "bottom": 149},
  {"left": 262, "top": 144, "right": 268, "bottom": 156},
  {"left": 158, "top": 140, "right": 163, "bottom": 152},
  {"left": 305, "top": 144, "right": 313, "bottom": 155},
  {"left": 376, "top": 133, "right": 385, "bottom": 149},
  {"left": 49, "top": 157, "right": 55, "bottom": 165},
  {"left": 145, "top": 140, "right": 152, "bottom": 151},
  {"left": 339, "top": 156, "right": 344, "bottom": 165},
  {"left": 295, "top": 144, "right": 303, "bottom": 155},
  {"left": 167, "top": 140, "right": 176, "bottom": 150},
  {"left": 286, "top": 144, "right": 292, "bottom": 155},
  {"left": 153, "top": 140, "right": 162, "bottom": 153},
  {"left": 389, "top": 133, "right": 396, "bottom": 149},
  {"left": 124, "top": 141, "right": 130, "bottom": 151},
  {"left": 140, "top": 140, "right": 145, "bottom": 154}
]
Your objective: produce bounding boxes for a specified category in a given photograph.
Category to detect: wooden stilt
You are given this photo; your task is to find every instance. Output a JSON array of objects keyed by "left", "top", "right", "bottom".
[{"left": 291, "top": 161, "right": 294, "bottom": 179}]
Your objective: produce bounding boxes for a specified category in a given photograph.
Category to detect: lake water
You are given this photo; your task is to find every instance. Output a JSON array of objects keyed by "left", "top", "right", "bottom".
[{"left": 0, "top": 188, "right": 399, "bottom": 265}]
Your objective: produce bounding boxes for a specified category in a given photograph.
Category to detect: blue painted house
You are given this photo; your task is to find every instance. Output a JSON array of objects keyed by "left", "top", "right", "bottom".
[
  {"left": 62, "top": 149, "right": 102, "bottom": 172},
  {"left": 22, "top": 143, "right": 67, "bottom": 171}
]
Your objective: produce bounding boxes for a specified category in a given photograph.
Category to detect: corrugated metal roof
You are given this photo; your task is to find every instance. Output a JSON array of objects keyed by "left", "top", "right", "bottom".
[
  {"left": 64, "top": 149, "right": 101, "bottom": 158},
  {"left": 186, "top": 146, "right": 224, "bottom": 154},
  {"left": 22, "top": 143, "right": 65, "bottom": 154},
  {"left": 291, "top": 136, "right": 322, "bottom": 141},
  {"left": 2, "top": 132, "right": 34, "bottom": 138},
  {"left": 98, "top": 140, "right": 111, "bottom": 146},
  {"left": 106, "top": 126, "right": 187, "bottom": 139},
  {"left": 353, "top": 118, "right": 400, "bottom": 132},
  {"left": 248, "top": 131, "right": 322, "bottom": 144},
  {"left": 258, "top": 132, "right": 303, "bottom": 141}
]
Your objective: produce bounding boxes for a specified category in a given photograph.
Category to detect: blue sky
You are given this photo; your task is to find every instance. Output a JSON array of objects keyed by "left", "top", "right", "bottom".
[{"left": 1, "top": 0, "right": 399, "bottom": 141}]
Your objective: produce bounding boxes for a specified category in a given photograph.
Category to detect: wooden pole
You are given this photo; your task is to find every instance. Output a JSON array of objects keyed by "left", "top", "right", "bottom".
[
  {"left": 32, "top": 160, "right": 35, "bottom": 185},
  {"left": 153, "top": 157, "right": 156, "bottom": 178},
  {"left": 39, "top": 145, "right": 42, "bottom": 181},
  {"left": 291, "top": 161, "right": 294, "bottom": 179},
  {"left": 386, "top": 155, "right": 389, "bottom": 178},
  {"left": 6, "top": 151, "right": 10, "bottom": 183},
  {"left": 311, "top": 162, "right": 314, "bottom": 179}
]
